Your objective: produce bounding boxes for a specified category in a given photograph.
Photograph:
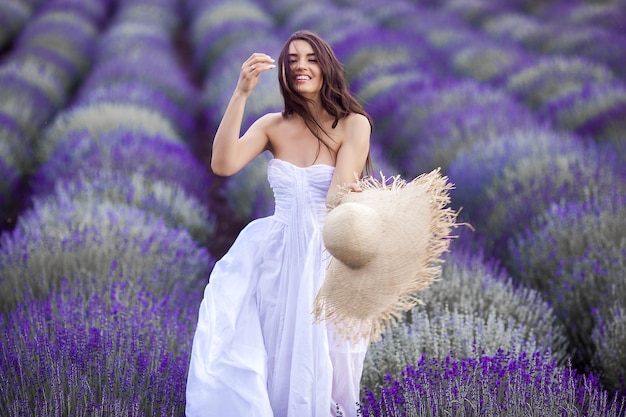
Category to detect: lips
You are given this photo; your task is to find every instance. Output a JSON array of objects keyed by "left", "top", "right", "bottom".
[{"left": 295, "top": 74, "right": 310, "bottom": 82}]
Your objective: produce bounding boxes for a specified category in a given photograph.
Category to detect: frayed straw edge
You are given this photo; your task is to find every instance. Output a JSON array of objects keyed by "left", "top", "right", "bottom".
[{"left": 314, "top": 168, "right": 463, "bottom": 343}]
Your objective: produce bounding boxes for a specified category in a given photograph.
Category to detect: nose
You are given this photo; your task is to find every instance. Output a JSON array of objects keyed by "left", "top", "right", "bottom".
[{"left": 294, "top": 58, "right": 307, "bottom": 70}]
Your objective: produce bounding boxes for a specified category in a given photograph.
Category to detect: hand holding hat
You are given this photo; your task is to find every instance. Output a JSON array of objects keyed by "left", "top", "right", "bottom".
[{"left": 313, "top": 169, "right": 460, "bottom": 343}]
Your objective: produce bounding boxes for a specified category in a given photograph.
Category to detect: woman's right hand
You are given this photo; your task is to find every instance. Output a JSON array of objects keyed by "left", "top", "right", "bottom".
[{"left": 236, "top": 53, "right": 276, "bottom": 96}]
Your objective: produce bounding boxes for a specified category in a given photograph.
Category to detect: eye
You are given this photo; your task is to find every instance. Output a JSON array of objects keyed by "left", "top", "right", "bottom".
[{"left": 308, "top": 59, "right": 318, "bottom": 63}]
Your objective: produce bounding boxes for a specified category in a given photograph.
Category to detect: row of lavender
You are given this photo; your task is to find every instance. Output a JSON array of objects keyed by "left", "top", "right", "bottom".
[
  {"left": 186, "top": 0, "right": 626, "bottom": 414},
  {"left": 0, "top": 0, "right": 108, "bottom": 231},
  {"left": 441, "top": 0, "right": 626, "bottom": 80},
  {"left": 0, "top": 0, "right": 216, "bottom": 415}
]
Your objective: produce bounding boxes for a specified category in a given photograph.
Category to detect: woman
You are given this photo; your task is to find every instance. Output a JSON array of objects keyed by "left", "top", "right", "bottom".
[{"left": 186, "top": 30, "right": 372, "bottom": 417}]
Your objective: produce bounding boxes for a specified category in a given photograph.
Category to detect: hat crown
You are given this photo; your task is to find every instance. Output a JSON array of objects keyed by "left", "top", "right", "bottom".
[{"left": 323, "top": 202, "right": 382, "bottom": 269}]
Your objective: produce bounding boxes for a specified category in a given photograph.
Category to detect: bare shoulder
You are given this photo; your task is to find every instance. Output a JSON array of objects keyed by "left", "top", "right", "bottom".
[
  {"left": 344, "top": 113, "right": 371, "bottom": 130},
  {"left": 254, "top": 111, "right": 284, "bottom": 128},
  {"left": 341, "top": 113, "right": 371, "bottom": 145},
  {"left": 345, "top": 112, "right": 371, "bottom": 127}
]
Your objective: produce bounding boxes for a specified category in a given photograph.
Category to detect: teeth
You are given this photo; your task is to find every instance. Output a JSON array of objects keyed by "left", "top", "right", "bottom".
[{"left": 296, "top": 75, "right": 309, "bottom": 80}]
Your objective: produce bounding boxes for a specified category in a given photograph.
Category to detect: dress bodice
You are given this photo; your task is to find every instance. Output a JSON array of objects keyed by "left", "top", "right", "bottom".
[{"left": 267, "top": 158, "right": 334, "bottom": 225}]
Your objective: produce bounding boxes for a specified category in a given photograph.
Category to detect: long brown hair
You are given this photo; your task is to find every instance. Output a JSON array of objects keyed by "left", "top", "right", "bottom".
[{"left": 277, "top": 30, "right": 373, "bottom": 174}]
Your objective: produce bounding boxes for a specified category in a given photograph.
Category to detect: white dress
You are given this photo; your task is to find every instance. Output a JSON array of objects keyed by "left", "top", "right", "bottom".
[{"left": 186, "top": 158, "right": 368, "bottom": 417}]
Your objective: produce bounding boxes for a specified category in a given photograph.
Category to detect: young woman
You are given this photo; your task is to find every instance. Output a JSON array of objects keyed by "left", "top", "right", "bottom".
[{"left": 186, "top": 30, "right": 373, "bottom": 417}]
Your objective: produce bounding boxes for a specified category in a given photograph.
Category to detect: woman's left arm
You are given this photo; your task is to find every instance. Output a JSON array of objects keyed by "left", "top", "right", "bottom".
[{"left": 325, "top": 113, "right": 372, "bottom": 207}]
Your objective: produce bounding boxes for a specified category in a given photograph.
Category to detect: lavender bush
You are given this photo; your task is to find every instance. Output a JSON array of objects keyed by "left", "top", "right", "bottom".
[
  {"left": 505, "top": 56, "right": 617, "bottom": 110},
  {"left": 35, "top": 170, "right": 214, "bottom": 244},
  {"left": 36, "top": 0, "right": 112, "bottom": 28},
  {"left": 0, "top": 277, "right": 201, "bottom": 417},
  {"left": 481, "top": 12, "right": 546, "bottom": 45},
  {"left": 37, "top": 103, "right": 182, "bottom": 164},
  {"left": 362, "top": 310, "right": 542, "bottom": 396},
  {"left": 187, "top": 0, "right": 275, "bottom": 73},
  {"left": 201, "top": 35, "right": 283, "bottom": 133},
  {"left": 33, "top": 129, "right": 211, "bottom": 218},
  {"left": 224, "top": 152, "right": 275, "bottom": 221},
  {"left": 113, "top": 0, "right": 181, "bottom": 30},
  {"left": 559, "top": 3, "right": 626, "bottom": 32},
  {"left": 75, "top": 80, "right": 196, "bottom": 138},
  {"left": 378, "top": 78, "right": 538, "bottom": 175},
  {"left": 508, "top": 196, "right": 626, "bottom": 373},
  {"left": 279, "top": 1, "right": 367, "bottom": 43},
  {"left": 360, "top": 350, "right": 626, "bottom": 417},
  {"left": 593, "top": 304, "right": 626, "bottom": 397},
  {"left": 1, "top": 54, "right": 70, "bottom": 107},
  {"left": 362, "top": 249, "right": 569, "bottom": 392},
  {"left": 442, "top": 0, "right": 511, "bottom": 26},
  {"left": 451, "top": 42, "right": 530, "bottom": 84},
  {"left": 78, "top": 53, "right": 196, "bottom": 111},
  {"left": 0, "top": 200, "right": 212, "bottom": 312},
  {"left": 0, "top": 72, "right": 55, "bottom": 143},
  {"left": 331, "top": 28, "right": 428, "bottom": 85},
  {"left": 447, "top": 127, "right": 626, "bottom": 252},
  {"left": 15, "top": 8, "right": 98, "bottom": 75},
  {"left": 538, "top": 82, "right": 626, "bottom": 147},
  {"left": 419, "top": 250, "right": 568, "bottom": 356}
]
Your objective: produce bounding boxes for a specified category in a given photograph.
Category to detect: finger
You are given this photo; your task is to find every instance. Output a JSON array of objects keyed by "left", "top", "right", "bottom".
[
  {"left": 247, "top": 54, "right": 275, "bottom": 67},
  {"left": 346, "top": 183, "right": 362, "bottom": 192},
  {"left": 249, "top": 63, "right": 276, "bottom": 74}
]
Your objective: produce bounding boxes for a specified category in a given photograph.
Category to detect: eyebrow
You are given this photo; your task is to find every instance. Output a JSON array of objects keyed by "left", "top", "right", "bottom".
[{"left": 288, "top": 53, "right": 316, "bottom": 57}]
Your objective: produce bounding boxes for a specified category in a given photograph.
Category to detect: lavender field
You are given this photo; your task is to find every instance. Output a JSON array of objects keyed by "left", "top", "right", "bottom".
[{"left": 1, "top": 0, "right": 625, "bottom": 415}]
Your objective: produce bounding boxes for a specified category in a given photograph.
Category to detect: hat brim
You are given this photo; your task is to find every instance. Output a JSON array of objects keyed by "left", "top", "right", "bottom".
[{"left": 313, "top": 169, "right": 459, "bottom": 342}]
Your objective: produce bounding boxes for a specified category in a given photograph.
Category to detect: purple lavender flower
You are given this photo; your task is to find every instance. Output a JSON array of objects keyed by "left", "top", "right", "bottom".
[
  {"left": 447, "top": 126, "right": 626, "bottom": 251},
  {"left": 202, "top": 36, "right": 283, "bottom": 132},
  {"left": 224, "top": 152, "right": 274, "bottom": 221},
  {"left": 32, "top": 128, "right": 212, "bottom": 210},
  {"left": 538, "top": 81, "right": 626, "bottom": 146},
  {"left": 451, "top": 41, "right": 532, "bottom": 85},
  {"left": 0, "top": 200, "right": 213, "bottom": 312},
  {"left": 14, "top": 11, "right": 97, "bottom": 74},
  {"left": 114, "top": 0, "right": 181, "bottom": 31},
  {"left": 0, "top": 72, "right": 56, "bottom": 140},
  {"left": 442, "top": 0, "right": 513, "bottom": 26},
  {"left": 33, "top": 169, "right": 215, "bottom": 244},
  {"left": 505, "top": 56, "right": 617, "bottom": 109},
  {"left": 0, "top": 114, "right": 29, "bottom": 174},
  {"left": 397, "top": 80, "right": 539, "bottom": 174},
  {"left": 79, "top": 53, "right": 196, "bottom": 108},
  {"left": 36, "top": 0, "right": 114, "bottom": 27},
  {"left": 361, "top": 350, "right": 625, "bottom": 416},
  {"left": 75, "top": 80, "right": 197, "bottom": 137},
  {"left": 95, "top": 24, "right": 179, "bottom": 62},
  {"left": 331, "top": 28, "right": 442, "bottom": 85},
  {"left": 0, "top": 277, "right": 202, "bottom": 416},
  {"left": 561, "top": 3, "right": 626, "bottom": 32},
  {"left": 508, "top": 195, "right": 626, "bottom": 371},
  {"left": 362, "top": 248, "right": 569, "bottom": 392},
  {"left": 187, "top": 1, "right": 275, "bottom": 73},
  {"left": 593, "top": 303, "right": 626, "bottom": 397}
]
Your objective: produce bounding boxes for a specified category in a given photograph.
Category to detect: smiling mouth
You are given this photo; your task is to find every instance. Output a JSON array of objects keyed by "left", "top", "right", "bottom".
[{"left": 295, "top": 75, "right": 310, "bottom": 82}]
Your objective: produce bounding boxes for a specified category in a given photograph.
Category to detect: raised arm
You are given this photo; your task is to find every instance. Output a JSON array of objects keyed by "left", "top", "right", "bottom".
[
  {"left": 326, "top": 113, "right": 372, "bottom": 207},
  {"left": 211, "top": 53, "right": 276, "bottom": 176}
]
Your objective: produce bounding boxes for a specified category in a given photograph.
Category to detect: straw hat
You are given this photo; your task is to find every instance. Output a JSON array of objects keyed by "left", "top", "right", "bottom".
[{"left": 313, "top": 169, "right": 459, "bottom": 342}]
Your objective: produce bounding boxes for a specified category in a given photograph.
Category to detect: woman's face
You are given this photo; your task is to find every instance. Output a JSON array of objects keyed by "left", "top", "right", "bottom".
[{"left": 287, "top": 39, "right": 323, "bottom": 98}]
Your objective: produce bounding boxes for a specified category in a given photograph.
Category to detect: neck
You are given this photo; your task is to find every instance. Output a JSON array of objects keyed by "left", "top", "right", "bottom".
[{"left": 305, "top": 95, "right": 327, "bottom": 121}]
